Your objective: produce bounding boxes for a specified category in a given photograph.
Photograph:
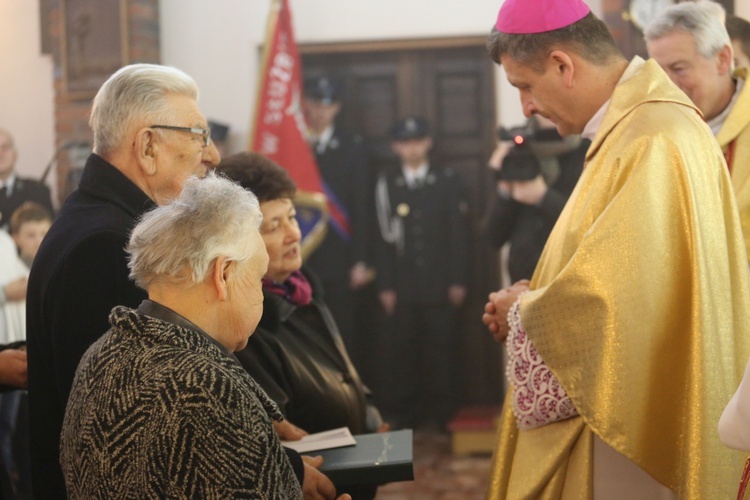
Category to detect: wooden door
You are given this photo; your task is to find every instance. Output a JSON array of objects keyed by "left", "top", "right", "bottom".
[{"left": 302, "top": 38, "right": 504, "bottom": 408}]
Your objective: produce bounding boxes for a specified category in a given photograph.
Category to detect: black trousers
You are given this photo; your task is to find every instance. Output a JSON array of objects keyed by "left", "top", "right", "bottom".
[{"left": 382, "top": 301, "right": 460, "bottom": 429}]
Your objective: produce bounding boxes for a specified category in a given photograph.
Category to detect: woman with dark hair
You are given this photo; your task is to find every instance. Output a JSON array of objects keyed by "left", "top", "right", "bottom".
[{"left": 217, "top": 153, "right": 386, "bottom": 498}]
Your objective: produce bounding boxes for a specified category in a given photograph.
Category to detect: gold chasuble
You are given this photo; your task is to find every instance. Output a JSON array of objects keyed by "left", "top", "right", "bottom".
[
  {"left": 488, "top": 59, "right": 750, "bottom": 499},
  {"left": 716, "top": 68, "right": 750, "bottom": 262}
]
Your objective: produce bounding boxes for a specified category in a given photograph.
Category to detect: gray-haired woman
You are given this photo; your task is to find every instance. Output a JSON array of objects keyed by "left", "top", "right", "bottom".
[{"left": 59, "top": 174, "right": 346, "bottom": 499}]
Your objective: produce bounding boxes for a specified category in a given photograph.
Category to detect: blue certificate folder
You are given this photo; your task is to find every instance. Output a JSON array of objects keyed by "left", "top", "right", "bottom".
[{"left": 317, "top": 429, "right": 414, "bottom": 486}]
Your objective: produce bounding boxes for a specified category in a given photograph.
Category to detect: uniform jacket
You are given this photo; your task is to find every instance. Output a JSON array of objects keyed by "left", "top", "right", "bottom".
[
  {"left": 306, "top": 128, "right": 373, "bottom": 282},
  {"left": 235, "top": 268, "right": 375, "bottom": 435},
  {"left": 0, "top": 176, "right": 54, "bottom": 229},
  {"left": 26, "top": 154, "right": 155, "bottom": 499},
  {"left": 375, "top": 163, "right": 469, "bottom": 304},
  {"left": 716, "top": 67, "right": 750, "bottom": 261},
  {"left": 61, "top": 305, "right": 301, "bottom": 499}
]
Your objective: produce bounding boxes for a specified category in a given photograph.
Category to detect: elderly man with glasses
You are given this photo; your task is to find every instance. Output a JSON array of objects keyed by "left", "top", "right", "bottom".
[{"left": 25, "top": 63, "right": 221, "bottom": 499}]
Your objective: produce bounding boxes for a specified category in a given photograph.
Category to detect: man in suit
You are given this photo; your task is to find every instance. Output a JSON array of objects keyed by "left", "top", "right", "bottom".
[
  {"left": 25, "top": 63, "right": 221, "bottom": 499},
  {"left": 303, "top": 76, "right": 376, "bottom": 368},
  {"left": 375, "top": 116, "right": 470, "bottom": 430},
  {"left": 0, "top": 129, "right": 54, "bottom": 231}
]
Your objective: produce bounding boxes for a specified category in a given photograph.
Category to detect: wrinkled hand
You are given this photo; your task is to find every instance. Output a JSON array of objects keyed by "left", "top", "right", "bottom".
[
  {"left": 301, "top": 455, "right": 351, "bottom": 500},
  {"left": 3, "top": 277, "right": 27, "bottom": 302},
  {"left": 379, "top": 290, "right": 397, "bottom": 316},
  {"left": 511, "top": 175, "right": 547, "bottom": 205},
  {"left": 448, "top": 285, "right": 467, "bottom": 307},
  {"left": 0, "top": 349, "right": 28, "bottom": 389},
  {"left": 349, "top": 262, "right": 370, "bottom": 290},
  {"left": 482, "top": 280, "right": 530, "bottom": 343},
  {"left": 273, "top": 419, "right": 308, "bottom": 441}
]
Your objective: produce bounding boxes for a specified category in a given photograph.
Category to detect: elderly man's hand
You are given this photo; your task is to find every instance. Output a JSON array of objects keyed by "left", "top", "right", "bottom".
[
  {"left": 0, "top": 349, "right": 28, "bottom": 389},
  {"left": 301, "top": 455, "right": 351, "bottom": 500},
  {"left": 482, "top": 280, "right": 530, "bottom": 343}
]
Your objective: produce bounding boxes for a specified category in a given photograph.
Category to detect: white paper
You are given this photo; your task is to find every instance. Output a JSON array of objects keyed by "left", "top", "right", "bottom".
[{"left": 281, "top": 426, "right": 356, "bottom": 453}]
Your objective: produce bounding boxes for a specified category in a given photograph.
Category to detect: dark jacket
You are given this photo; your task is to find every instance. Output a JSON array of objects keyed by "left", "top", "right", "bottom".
[
  {"left": 375, "top": 164, "right": 470, "bottom": 304},
  {"left": 26, "top": 154, "right": 155, "bottom": 499},
  {"left": 485, "top": 139, "right": 588, "bottom": 282},
  {"left": 306, "top": 129, "right": 374, "bottom": 281},
  {"left": 235, "top": 269, "right": 375, "bottom": 435},
  {"left": 0, "top": 176, "right": 54, "bottom": 229},
  {"left": 61, "top": 305, "right": 301, "bottom": 499}
]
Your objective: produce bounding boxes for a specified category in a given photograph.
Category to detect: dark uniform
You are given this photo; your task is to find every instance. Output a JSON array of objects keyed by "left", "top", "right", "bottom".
[
  {"left": 305, "top": 128, "right": 373, "bottom": 338},
  {"left": 303, "top": 76, "right": 377, "bottom": 375},
  {"left": 0, "top": 176, "right": 54, "bottom": 230},
  {"left": 375, "top": 117, "right": 470, "bottom": 428}
]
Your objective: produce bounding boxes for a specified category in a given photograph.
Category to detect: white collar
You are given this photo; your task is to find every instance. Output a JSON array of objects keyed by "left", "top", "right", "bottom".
[
  {"left": 581, "top": 57, "right": 644, "bottom": 141},
  {"left": 401, "top": 162, "right": 429, "bottom": 187},
  {"left": 0, "top": 173, "right": 17, "bottom": 193},
  {"left": 309, "top": 126, "right": 335, "bottom": 153},
  {"left": 706, "top": 78, "right": 743, "bottom": 135}
]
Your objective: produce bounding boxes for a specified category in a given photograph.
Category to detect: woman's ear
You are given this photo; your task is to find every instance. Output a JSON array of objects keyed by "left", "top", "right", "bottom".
[
  {"left": 212, "top": 257, "right": 233, "bottom": 301},
  {"left": 135, "top": 127, "right": 158, "bottom": 176}
]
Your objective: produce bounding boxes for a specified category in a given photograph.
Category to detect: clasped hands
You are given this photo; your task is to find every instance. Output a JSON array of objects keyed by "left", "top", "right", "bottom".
[{"left": 482, "top": 280, "right": 530, "bottom": 343}]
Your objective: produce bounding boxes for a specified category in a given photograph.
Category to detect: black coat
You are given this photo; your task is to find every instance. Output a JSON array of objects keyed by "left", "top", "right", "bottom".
[
  {"left": 0, "top": 176, "right": 54, "bottom": 229},
  {"left": 375, "top": 164, "right": 470, "bottom": 304},
  {"left": 485, "top": 139, "right": 589, "bottom": 282},
  {"left": 26, "top": 154, "right": 155, "bottom": 499},
  {"left": 234, "top": 269, "right": 374, "bottom": 436},
  {"left": 305, "top": 129, "right": 373, "bottom": 282}
]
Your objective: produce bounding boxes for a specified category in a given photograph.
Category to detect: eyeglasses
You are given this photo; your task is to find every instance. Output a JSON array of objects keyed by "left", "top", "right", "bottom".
[{"left": 151, "top": 125, "right": 211, "bottom": 147}]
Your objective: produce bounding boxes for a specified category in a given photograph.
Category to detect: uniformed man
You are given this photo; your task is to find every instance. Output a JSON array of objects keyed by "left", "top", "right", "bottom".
[
  {"left": 375, "top": 116, "right": 470, "bottom": 430},
  {"left": 0, "top": 129, "right": 54, "bottom": 230},
  {"left": 302, "top": 76, "right": 376, "bottom": 368}
]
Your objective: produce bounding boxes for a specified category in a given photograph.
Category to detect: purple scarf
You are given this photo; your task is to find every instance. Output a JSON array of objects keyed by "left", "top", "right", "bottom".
[{"left": 262, "top": 270, "right": 312, "bottom": 306}]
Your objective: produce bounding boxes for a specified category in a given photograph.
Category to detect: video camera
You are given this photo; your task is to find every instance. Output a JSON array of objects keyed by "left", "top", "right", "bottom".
[{"left": 494, "top": 121, "right": 562, "bottom": 182}]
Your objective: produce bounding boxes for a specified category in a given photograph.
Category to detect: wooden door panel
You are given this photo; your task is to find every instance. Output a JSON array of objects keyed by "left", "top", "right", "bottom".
[{"left": 302, "top": 40, "right": 504, "bottom": 408}]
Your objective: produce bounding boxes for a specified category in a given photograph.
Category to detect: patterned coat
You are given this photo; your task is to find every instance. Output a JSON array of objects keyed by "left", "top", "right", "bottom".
[{"left": 61, "top": 305, "right": 302, "bottom": 499}]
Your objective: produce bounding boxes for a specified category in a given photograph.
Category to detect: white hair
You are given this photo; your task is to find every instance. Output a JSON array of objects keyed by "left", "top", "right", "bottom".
[
  {"left": 644, "top": 0, "right": 730, "bottom": 59},
  {"left": 127, "top": 172, "right": 263, "bottom": 289},
  {"left": 90, "top": 63, "right": 199, "bottom": 155}
]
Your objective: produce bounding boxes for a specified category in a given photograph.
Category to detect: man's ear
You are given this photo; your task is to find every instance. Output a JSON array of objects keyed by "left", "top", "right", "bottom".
[
  {"left": 548, "top": 50, "right": 576, "bottom": 88},
  {"left": 718, "top": 44, "right": 734, "bottom": 75},
  {"left": 135, "top": 127, "right": 158, "bottom": 176},
  {"left": 212, "top": 256, "right": 233, "bottom": 301}
]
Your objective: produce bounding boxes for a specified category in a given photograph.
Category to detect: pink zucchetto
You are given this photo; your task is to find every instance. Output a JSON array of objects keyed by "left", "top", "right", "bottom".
[{"left": 495, "top": 0, "right": 591, "bottom": 34}]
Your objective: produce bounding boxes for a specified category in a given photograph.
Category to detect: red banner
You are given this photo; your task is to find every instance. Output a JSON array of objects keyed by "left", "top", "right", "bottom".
[{"left": 251, "top": 0, "right": 322, "bottom": 193}]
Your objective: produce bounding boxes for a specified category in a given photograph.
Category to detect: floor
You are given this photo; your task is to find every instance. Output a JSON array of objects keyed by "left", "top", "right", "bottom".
[{"left": 375, "top": 429, "right": 494, "bottom": 500}]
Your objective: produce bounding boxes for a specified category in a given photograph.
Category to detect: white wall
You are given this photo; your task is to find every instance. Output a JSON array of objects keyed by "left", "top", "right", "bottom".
[
  {"left": 1, "top": 0, "right": 747, "bottom": 179},
  {"left": 160, "top": 0, "right": 505, "bottom": 154},
  {"left": 0, "top": 0, "right": 55, "bottom": 191}
]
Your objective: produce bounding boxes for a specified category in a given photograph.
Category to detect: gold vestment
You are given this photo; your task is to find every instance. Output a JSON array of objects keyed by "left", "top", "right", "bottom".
[
  {"left": 488, "top": 59, "right": 750, "bottom": 499},
  {"left": 716, "top": 68, "right": 750, "bottom": 261}
]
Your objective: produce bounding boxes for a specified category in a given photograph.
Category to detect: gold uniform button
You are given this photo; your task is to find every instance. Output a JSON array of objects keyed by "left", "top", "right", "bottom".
[{"left": 396, "top": 203, "right": 410, "bottom": 217}]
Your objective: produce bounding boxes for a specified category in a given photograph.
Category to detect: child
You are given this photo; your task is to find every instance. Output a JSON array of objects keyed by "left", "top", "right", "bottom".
[{"left": 10, "top": 202, "right": 52, "bottom": 269}]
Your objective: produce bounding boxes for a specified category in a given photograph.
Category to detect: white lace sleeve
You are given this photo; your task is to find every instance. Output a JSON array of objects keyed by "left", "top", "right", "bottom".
[{"left": 506, "top": 298, "right": 578, "bottom": 430}]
